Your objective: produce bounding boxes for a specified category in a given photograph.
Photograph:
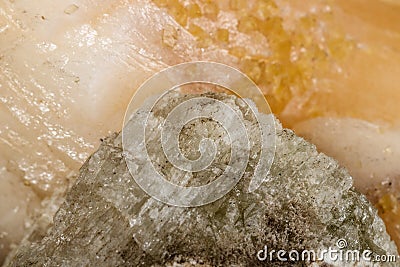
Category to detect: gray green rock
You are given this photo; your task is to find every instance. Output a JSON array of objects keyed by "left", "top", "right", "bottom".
[{"left": 6, "top": 93, "right": 398, "bottom": 266}]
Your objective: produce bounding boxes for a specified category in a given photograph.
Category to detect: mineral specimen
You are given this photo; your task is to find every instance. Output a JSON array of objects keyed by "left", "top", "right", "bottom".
[{"left": 6, "top": 93, "right": 398, "bottom": 266}]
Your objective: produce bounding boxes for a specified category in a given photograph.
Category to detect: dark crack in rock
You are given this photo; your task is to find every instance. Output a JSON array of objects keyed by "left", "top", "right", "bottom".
[{"left": 7, "top": 93, "right": 398, "bottom": 267}]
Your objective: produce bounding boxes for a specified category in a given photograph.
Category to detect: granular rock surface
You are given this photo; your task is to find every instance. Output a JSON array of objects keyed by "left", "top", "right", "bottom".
[{"left": 7, "top": 93, "right": 398, "bottom": 266}]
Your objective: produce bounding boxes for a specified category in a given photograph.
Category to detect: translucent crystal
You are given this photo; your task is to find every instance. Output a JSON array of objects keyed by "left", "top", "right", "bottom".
[{"left": 7, "top": 93, "right": 398, "bottom": 266}]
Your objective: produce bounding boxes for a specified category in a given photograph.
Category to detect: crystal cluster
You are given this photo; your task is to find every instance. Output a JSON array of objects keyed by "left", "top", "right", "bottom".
[{"left": 155, "top": 0, "right": 355, "bottom": 116}]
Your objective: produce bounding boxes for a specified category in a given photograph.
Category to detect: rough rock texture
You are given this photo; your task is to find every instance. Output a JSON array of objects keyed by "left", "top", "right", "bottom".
[{"left": 7, "top": 93, "right": 398, "bottom": 266}]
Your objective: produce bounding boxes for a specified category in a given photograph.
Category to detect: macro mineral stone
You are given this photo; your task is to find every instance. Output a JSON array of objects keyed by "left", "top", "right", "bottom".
[{"left": 7, "top": 93, "right": 398, "bottom": 266}]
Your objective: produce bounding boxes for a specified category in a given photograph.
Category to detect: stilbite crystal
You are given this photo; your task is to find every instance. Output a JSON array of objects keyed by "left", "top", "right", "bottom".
[{"left": 6, "top": 93, "right": 398, "bottom": 266}]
